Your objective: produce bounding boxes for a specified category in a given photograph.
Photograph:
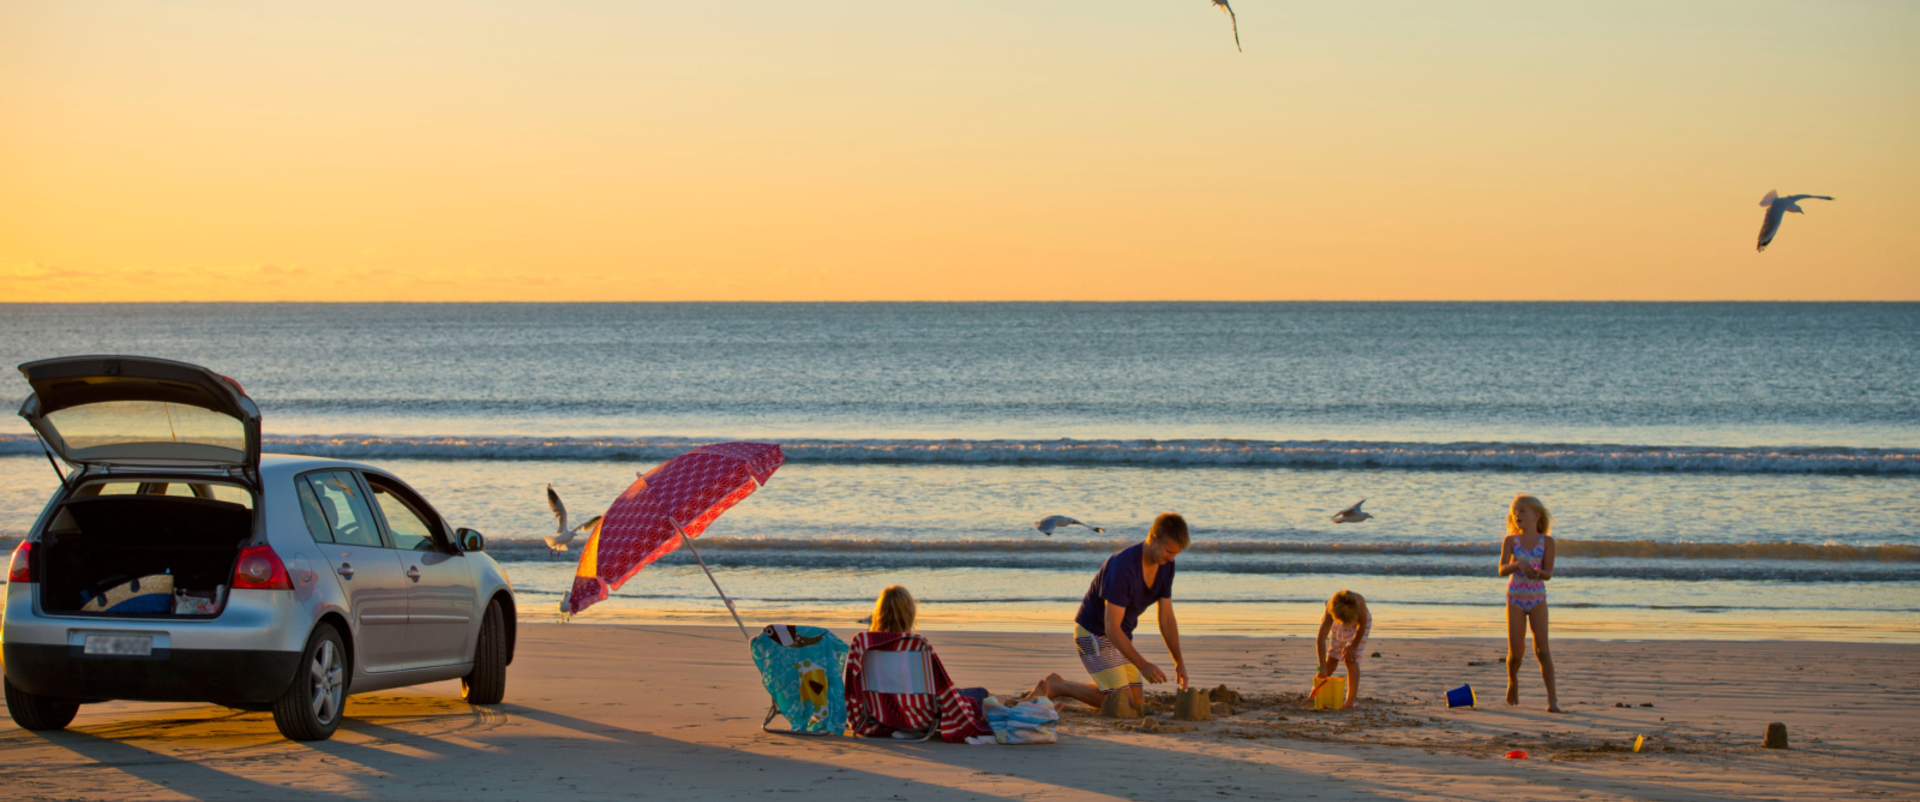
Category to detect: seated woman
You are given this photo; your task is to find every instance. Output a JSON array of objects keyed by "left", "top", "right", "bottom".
[{"left": 845, "top": 586, "right": 991, "bottom": 742}]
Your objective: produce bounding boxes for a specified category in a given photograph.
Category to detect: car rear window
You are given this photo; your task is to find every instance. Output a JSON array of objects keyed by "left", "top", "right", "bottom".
[{"left": 45, "top": 400, "right": 246, "bottom": 453}]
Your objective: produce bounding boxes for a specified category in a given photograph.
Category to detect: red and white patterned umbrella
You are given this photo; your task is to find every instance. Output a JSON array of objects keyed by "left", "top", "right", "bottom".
[{"left": 562, "top": 442, "right": 784, "bottom": 633}]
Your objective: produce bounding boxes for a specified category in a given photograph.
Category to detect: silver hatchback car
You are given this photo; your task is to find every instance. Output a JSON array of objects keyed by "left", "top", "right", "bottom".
[{"left": 3, "top": 356, "right": 516, "bottom": 741}]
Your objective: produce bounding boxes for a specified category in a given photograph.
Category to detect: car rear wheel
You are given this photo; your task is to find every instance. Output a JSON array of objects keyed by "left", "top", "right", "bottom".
[
  {"left": 461, "top": 599, "right": 507, "bottom": 705},
  {"left": 4, "top": 675, "right": 80, "bottom": 731},
  {"left": 272, "top": 624, "right": 346, "bottom": 741}
]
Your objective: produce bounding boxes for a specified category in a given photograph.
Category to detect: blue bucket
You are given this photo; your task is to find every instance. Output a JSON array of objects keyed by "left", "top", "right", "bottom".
[{"left": 1446, "top": 684, "right": 1476, "bottom": 708}]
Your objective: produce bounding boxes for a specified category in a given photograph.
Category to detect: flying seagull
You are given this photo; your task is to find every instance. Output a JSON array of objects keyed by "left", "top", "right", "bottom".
[
  {"left": 1756, "top": 190, "right": 1834, "bottom": 252},
  {"left": 545, "top": 484, "right": 603, "bottom": 555},
  {"left": 1331, "top": 500, "right": 1372, "bottom": 524},
  {"left": 1211, "top": 0, "right": 1241, "bottom": 52},
  {"left": 1034, "top": 515, "right": 1106, "bottom": 536}
]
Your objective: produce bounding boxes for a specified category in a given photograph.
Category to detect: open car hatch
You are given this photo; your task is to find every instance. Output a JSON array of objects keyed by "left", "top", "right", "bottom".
[{"left": 17, "top": 356, "right": 261, "bottom": 475}]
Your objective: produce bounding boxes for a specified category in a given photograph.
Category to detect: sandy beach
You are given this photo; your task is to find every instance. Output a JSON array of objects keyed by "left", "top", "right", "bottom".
[{"left": 3, "top": 623, "right": 1915, "bottom": 801}]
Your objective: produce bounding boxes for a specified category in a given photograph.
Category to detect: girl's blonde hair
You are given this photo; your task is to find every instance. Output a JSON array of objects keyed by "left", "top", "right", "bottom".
[
  {"left": 870, "top": 585, "right": 917, "bottom": 633},
  {"left": 1327, "top": 590, "right": 1362, "bottom": 625},
  {"left": 1507, "top": 494, "right": 1553, "bottom": 537}
]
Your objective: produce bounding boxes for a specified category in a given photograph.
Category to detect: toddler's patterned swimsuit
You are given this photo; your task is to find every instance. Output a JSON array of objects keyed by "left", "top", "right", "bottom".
[
  {"left": 1507, "top": 538, "right": 1547, "bottom": 612},
  {"left": 1327, "top": 610, "right": 1371, "bottom": 665}
]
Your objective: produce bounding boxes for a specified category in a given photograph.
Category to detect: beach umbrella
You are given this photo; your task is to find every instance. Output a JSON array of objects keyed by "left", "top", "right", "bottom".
[{"left": 562, "top": 442, "right": 784, "bottom": 638}]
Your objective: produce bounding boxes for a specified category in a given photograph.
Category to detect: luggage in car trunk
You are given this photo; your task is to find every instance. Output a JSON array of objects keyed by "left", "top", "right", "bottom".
[{"left": 38, "top": 493, "right": 252, "bottom": 617}]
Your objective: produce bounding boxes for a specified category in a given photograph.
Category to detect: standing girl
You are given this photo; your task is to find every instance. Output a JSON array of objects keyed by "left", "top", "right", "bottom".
[{"left": 1499, "top": 494, "right": 1561, "bottom": 712}]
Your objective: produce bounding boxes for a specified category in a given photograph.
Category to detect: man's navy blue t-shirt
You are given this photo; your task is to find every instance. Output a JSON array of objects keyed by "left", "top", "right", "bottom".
[{"left": 1073, "top": 542, "right": 1175, "bottom": 639}]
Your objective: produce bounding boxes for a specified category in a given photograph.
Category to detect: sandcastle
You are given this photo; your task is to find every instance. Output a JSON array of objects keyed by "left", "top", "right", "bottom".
[
  {"left": 1172, "top": 687, "right": 1212, "bottom": 721},
  {"left": 1100, "top": 690, "right": 1142, "bottom": 719}
]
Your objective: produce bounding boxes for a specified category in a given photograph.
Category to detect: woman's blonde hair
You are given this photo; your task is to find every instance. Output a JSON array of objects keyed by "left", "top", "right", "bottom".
[
  {"left": 1327, "top": 590, "right": 1362, "bottom": 625},
  {"left": 870, "top": 585, "right": 917, "bottom": 633},
  {"left": 1507, "top": 494, "right": 1553, "bottom": 537}
]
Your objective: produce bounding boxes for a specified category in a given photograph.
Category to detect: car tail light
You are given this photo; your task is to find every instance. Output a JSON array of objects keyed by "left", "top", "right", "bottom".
[
  {"left": 6, "top": 541, "right": 30, "bottom": 583},
  {"left": 232, "top": 545, "right": 293, "bottom": 590}
]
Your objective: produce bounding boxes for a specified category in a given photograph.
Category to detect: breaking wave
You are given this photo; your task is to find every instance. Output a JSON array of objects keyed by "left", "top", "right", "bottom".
[
  {"left": 477, "top": 537, "right": 1920, "bottom": 582},
  {"left": 635, "top": 537, "right": 1920, "bottom": 562},
  {"left": 7, "top": 434, "right": 1913, "bottom": 474}
]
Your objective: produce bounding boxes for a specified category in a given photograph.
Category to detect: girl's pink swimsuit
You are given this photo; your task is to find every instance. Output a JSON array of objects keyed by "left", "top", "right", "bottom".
[
  {"left": 1327, "top": 610, "right": 1371, "bottom": 665},
  {"left": 1507, "top": 538, "right": 1548, "bottom": 612}
]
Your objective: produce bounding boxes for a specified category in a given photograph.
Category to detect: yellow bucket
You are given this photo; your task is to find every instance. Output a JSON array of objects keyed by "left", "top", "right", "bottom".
[{"left": 1311, "top": 676, "right": 1346, "bottom": 710}]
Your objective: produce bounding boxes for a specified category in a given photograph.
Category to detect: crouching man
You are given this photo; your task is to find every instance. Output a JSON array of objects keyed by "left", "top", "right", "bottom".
[{"left": 1025, "top": 512, "right": 1189, "bottom": 710}]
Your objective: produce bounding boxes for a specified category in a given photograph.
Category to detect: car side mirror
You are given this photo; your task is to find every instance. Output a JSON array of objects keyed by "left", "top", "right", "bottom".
[{"left": 456, "top": 528, "right": 485, "bottom": 553}]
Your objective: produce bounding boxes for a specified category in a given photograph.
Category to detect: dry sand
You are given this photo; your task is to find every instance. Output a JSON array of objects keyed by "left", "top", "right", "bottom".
[{"left": 3, "top": 624, "right": 1917, "bottom": 801}]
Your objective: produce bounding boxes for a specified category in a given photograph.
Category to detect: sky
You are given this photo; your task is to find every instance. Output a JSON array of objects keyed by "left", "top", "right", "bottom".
[{"left": 1, "top": 0, "right": 1916, "bottom": 302}]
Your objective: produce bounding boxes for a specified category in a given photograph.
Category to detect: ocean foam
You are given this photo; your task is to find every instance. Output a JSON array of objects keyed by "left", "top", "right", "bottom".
[
  {"left": 668, "top": 536, "right": 1920, "bottom": 562},
  {"left": 471, "top": 536, "right": 1919, "bottom": 582}
]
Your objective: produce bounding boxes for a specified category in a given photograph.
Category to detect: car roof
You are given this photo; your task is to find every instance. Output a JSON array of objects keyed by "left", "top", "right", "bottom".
[{"left": 259, "top": 453, "right": 382, "bottom": 478}]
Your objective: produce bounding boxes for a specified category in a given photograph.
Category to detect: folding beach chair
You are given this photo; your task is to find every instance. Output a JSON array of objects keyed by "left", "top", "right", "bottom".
[
  {"left": 751, "top": 625, "right": 848, "bottom": 736},
  {"left": 845, "top": 632, "right": 990, "bottom": 743},
  {"left": 852, "top": 647, "right": 941, "bottom": 741}
]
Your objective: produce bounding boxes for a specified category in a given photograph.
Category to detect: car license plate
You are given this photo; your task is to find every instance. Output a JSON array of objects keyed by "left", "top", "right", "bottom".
[{"left": 83, "top": 634, "right": 153, "bottom": 656}]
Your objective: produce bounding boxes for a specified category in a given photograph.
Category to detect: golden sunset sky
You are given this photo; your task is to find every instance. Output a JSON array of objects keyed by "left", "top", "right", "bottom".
[{"left": 2, "top": 1, "right": 1915, "bottom": 301}]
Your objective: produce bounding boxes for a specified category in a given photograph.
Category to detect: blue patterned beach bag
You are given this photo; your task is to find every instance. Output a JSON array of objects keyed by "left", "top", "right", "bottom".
[
  {"left": 983, "top": 695, "right": 1058, "bottom": 744},
  {"left": 751, "top": 625, "right": 848, "bottom": 735}
]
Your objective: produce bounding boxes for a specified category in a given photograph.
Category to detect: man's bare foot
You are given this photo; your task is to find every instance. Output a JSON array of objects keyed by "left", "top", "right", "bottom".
[
  {"left": 1506, "top": 685, "right": 1520, "bottom": 706},
  {"left": 1546, "top": 701, "right": 1562, "bottom": 713}
]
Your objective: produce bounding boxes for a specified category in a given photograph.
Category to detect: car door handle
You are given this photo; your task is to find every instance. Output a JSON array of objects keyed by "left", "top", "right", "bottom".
[
  {"left": 406, "top": 566, "right": 421, "bottom": 581},
  {"left": 336, "top": 563, "right": 355, "bottom": 579}
]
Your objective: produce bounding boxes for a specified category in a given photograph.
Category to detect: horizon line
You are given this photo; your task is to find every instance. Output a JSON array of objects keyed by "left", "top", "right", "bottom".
[{"left": 3, "top": 299, "right": 1917, "bottom": 305}]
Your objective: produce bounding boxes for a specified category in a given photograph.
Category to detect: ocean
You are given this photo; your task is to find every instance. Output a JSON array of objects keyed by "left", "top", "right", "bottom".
[{"left": 2, "top": 303, "right": 1915, "bottom": 641}]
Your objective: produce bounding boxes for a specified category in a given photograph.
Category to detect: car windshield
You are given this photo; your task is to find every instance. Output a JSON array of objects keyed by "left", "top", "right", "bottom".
[{"left": 44, "top": 400, "right": 245, "bottom": 454}]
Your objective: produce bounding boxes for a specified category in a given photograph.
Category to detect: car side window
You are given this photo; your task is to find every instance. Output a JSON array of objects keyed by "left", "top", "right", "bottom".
[
  {"left": 303, "top": 471, "right": 385, "bottom": 548},
  {"left": 295, "top": 478, "right": 334, "bottom": 543},
  {"left": 367, "top": 479, "right": 439, "bottom": 552}
]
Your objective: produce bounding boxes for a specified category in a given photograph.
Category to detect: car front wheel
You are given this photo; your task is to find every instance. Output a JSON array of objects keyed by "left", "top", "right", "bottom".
[
  {"left": 4, "top": 675, "right": 80, "bottom": 731},
  {"left": 461, "top": 599, "right": 507, "bottom": 705},
  {"left": 272, "top": 623, "right": 347, "bottom": 741}
]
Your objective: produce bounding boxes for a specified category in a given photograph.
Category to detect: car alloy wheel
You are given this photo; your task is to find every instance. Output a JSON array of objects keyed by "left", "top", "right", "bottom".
[
  {"left": 273, "top": 624, "right": 347, "bottom": 740},
  {"left": 310, "top": 639, "right": 345, "bottom": 726}
]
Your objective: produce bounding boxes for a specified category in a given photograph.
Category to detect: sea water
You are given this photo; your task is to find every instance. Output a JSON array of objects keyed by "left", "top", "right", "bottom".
[{"left": 1, "top": 303, "right": 1915, "bottom": 641}]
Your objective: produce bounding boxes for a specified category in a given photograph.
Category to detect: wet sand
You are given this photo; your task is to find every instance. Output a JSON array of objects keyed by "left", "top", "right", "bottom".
[{"left": 2, "top": 624, "right": 1916, "bottom": 800}]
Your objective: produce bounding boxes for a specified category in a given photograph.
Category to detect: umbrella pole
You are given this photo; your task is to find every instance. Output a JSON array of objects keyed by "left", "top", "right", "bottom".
[{"left": 674, "top": 523, "right": 752, "bottom": 641}]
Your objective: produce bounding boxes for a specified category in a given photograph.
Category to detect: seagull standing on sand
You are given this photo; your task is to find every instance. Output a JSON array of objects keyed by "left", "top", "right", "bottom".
[
  {"left": 545, "top": 485, "right": 603, "bottom": 556},
  {"left": 1210, "top": 0, "right": 1241, "bottom": 51},
  {"left": 1034, "top": 516, "right": 1106, "bottom": 536},
  {"left": 1331, "top": 500, "right": 1372, "bottom": 524},
  {"left": 1756, "top": 190, "right": 1834, "bottom": 252}
]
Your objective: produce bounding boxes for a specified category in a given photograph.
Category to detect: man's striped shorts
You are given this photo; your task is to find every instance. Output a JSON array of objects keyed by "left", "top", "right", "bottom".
[{"left": 1074, "top": 625, "right": 1142, "bottom": 693}]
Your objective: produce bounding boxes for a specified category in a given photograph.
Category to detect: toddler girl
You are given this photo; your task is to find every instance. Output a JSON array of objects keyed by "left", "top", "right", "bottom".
[{"left": 1315, "top": 589, "right": 1370, "bottom": 709}]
